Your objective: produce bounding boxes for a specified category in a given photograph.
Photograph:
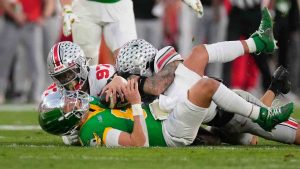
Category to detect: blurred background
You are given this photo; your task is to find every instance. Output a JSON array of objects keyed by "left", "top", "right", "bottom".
[{"left": 0, "top": 0, "right": 299, "bottom": 105}]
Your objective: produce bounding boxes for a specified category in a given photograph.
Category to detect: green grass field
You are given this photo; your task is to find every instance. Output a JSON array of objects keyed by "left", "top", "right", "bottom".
[{"left": 0, "top": 107, "right": 299, "bottom": 169}]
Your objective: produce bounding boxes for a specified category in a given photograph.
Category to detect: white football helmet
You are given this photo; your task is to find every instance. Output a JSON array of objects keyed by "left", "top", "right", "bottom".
[
  {"left": 116, "top": 39, "right": 158, "bottom": 77},
  {"left": 47, "top": 41, "right": 89, "bottom": 90}
]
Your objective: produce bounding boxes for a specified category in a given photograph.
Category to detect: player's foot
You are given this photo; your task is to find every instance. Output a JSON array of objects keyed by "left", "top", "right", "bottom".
[
  {"left": 268, "top": 66, "right": 291, "bottom": 95},
  {"left": 251, "top": 7, "right": 277, "bottom": 54},
  {"left": 255, "top": 102, "right": 294, "bottom": 131},
  {"left": 182, "top": 0, "right": 204, "bottom": 17}
]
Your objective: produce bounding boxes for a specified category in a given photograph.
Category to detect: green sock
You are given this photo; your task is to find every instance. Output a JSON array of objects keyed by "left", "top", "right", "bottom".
[{"left": 252, "top": 36, "right": 265, "bottom": 53}]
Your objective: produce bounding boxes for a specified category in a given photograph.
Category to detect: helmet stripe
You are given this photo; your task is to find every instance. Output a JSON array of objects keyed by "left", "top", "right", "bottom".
[
  {"left": 157, "top": 48, "right": 176, "bottom": 69},
  {"left": 53, "top": 43, "right": 61, "bottom": 67}
]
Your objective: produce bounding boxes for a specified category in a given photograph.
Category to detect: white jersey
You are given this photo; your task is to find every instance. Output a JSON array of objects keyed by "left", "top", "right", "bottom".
[
  {"left": 42, "top": 64, "right": 116, "bottom": 99},
  {"left": 88, "top": 64, "right": 116, "bottom": 97}
]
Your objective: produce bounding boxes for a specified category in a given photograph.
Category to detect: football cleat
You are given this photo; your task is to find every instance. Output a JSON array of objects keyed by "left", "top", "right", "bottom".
[
  {"left": 182, "top": 0, "right": 204, "bottom": 17},
  {"left": 251, "top": 7, "right": 278, "bottom": 54},
  {"left": 268, "top": 66, "right": 291, "bottom": 95},
  {"left": 254, "top": 102, "right": 294, "bottom": 131}
]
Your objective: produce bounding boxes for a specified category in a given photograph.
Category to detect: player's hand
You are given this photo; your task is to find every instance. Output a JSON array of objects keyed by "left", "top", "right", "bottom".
[
  {"left": 61, "top": 129, "right": 80, "bottom": 146},
  {"left": 122, "top": 79, "right": 141, "bottom": 105},
  {"left": 14, "top": 13, "right": 26, "bottom": 26},
  {"left": 62, "top": 5, "right": 79, "bottom": 36},
  {"left": 101, "top": 75, "right": 127, "bottom": 103},
  {"left": 182, "top": 0, "right": 204, "bottom": 17}
]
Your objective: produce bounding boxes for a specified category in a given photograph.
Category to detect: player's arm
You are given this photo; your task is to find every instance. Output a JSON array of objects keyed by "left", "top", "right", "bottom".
[
  {"left": 105, "top": 79, "right": 149, "bottom": 147},
  {"left": 60, "top": 0, "right": 78, "bottom": 36},
  {"left": 141, "top": 61, "right": 181, "bottom": 96}
]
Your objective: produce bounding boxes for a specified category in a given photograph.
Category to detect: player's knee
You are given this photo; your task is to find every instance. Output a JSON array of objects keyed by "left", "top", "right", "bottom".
[
  {"left": 185, "top": 45, "right": 205, "bottom": 61},
  {"left": 195, "top": 78, "right": 219, "bottom": 96},
  {"left": 188, "top": 78, "right": 219, "bottom": 107}
]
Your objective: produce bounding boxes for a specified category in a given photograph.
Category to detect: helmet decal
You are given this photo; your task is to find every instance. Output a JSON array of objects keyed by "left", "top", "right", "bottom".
[
  {"left": 116, "top": 39, "right": 157, "bottom": 77},
  {"left": 53, "top": 43, "right": 61, "bottom": 67},
  {"left": 47, "top": 41, "right": 89, "bottom": 90}
]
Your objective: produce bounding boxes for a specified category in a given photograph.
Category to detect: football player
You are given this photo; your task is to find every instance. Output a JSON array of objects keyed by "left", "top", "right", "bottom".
[
  {"left": 44, "top": 8, "right": 296, "bottom": 145},
  {"left": 44, "top": 41, "right": 126, "bottom": 101},
  {"left": 38, "top": 78, "right": 298, "bottom": 147},
  {"left": 109, "top": 7, "right": 294, "bottom": 137},
  {"left": 60, "top": 0, "right": 137, "bottom": 65}
]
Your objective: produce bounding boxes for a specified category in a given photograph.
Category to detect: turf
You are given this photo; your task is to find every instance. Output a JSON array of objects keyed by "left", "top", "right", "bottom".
[{"left": 0, "top": 108, "right": 299, "bottom": 169}]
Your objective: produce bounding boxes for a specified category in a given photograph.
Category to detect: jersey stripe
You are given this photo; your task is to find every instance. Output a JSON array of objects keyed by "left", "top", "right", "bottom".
[
  {"left": 53, "top": 43, "right": 61, "bottom": 67},
  {"left": 157, "top": 47, "right": 176, "bottom": 69},
  {"left": 103, "top": 127, "right": 113, "bottom": 145}
]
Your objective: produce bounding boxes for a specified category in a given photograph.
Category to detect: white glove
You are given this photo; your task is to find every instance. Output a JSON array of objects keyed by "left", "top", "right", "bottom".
[
  {"left": 62, "top": 5, "right": 79, "bottom": 36},
  {"left": 182, "top": 0, "right": 204, "bottom": 17},
  {"left": 61, "top": 129, "right": 80, "bottom": 146}
]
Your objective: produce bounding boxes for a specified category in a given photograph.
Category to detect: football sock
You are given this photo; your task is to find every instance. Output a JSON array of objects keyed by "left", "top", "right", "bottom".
[
  {"left": 212, "top": 84, "right": 260, "bottom": 120},
  {"left": 250, "top": 36, "right": 265, "bottom": 53},
  {"left": 245, "top": 38, "right": 257, "bottom": 53},
  {"left": 205, "top": 41, "right": 245, "bottom": 63}
]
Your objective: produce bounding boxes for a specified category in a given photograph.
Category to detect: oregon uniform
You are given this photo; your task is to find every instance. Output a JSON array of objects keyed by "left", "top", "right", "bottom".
[{"left": 79, "top": 97, "right": 167, "bottom": 147}]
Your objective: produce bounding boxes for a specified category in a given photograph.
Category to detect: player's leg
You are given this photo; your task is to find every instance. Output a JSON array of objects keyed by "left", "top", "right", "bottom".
[
  {"left": 215, "top": 87, "right": 299, "bottom": 145},
  {"left": 183, "top": 7, "right": 276, "bottom": 76},
  {"left": 103, "top": 0, "right": 137, "bottom": 59},
  {"left": 295, "top": 129, "right": 300, "bottom": 144},
  {"left": 189, "top": 77, "right": 294, "bottom": 132},
  {"left": 162, "top": 89, "right": 210, "bottom": 146},
  {"left": 0, "top": 21, "right": 20, "bottom": 103},
  {"left": 22, "top": 24, "right": 46, "bottom": 102},
  {"left": 164, "top": 77, "right": 267, "bottom": 146},
  {"left": 72, "top": 1, "right": 102, "bottom": 65}
]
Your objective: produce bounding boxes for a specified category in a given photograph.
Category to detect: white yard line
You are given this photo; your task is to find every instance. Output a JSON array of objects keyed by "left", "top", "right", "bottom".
[
  {"left": 0, "top": 125, "right": 41, "bottom": 130},
  {"left": 0, "top": 104, "right": 37, "bottom": 112}
]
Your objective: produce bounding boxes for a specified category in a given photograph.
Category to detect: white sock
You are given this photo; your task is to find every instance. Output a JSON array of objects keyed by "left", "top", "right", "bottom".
[
  {"left": 212, "top": 84, "right": 260, "bottom": 120},
  {"left": 245, "top": 38, "right": 257, "bottom": 53},
  {"left": 205, "top": 41, "right": 245, "bottom": 63}
]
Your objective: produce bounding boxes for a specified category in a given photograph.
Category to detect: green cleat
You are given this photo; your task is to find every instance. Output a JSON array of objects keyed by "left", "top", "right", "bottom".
[
  {"left": 251, "top": 7, "right": 278, "bottom": 54},
  {"left": 254, "top": 102, "right": 294, "bottom": 131}
]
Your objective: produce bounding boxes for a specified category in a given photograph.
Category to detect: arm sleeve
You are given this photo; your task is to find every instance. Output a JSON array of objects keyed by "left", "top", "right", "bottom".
[{"left": 103, "top": 127, "right": 122, "bottom": 147}]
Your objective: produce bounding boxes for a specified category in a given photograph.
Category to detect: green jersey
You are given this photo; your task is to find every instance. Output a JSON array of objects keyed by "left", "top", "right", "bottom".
[
  {"left": 88, "top": 0, "right": 120, "bottom": 3},
  {"left": 79, "top": 97, "right": 167, "bottom": 147}
]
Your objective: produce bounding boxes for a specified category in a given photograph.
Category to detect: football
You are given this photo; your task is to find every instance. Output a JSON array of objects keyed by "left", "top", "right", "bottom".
[{"left": 99, "top": 92, "right": 129, "bottom": 109}]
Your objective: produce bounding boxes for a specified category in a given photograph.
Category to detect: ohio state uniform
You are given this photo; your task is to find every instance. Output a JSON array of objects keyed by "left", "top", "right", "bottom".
[{"left": 42, "top": 64, "right": 116, "bottom": 99}]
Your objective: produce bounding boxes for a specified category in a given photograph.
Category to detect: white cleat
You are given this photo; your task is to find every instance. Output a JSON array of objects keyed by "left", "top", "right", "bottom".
[{"left": 182, "top": 0, "right": 204, "bottom": 17}]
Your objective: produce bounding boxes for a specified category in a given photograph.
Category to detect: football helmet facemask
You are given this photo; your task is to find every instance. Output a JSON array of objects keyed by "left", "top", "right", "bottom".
[
  {"left": 38, "top": 90, "right": 90, "bottom": 135},
  {"left": 47, "top": 41, "right": 89, "bottom": 90}
]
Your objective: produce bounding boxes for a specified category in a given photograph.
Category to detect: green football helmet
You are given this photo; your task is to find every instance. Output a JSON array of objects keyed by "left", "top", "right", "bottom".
[{"left": 38, "top": 90, "right": 90, "bottom": 135}]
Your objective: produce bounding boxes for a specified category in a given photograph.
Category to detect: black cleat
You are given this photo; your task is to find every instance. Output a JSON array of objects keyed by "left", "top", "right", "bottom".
[{"left": 268, "top": 66, "right": 291, "bottom": 95}]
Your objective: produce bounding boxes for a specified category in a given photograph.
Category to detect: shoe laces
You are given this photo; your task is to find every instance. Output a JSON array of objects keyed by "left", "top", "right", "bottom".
[{"left": 269, "top": 107, "right": 282, "bottom": 118}]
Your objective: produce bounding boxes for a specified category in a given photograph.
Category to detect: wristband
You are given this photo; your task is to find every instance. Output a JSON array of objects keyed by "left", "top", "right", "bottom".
[{"left": 132, "top": 104, "right": 143, "bottom": 116}]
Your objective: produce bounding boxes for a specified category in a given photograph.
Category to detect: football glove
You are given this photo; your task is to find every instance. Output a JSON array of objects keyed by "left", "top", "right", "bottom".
[
  {"left": 61, "top": 129, "right": 80, "bottom": 146},
  {"left": 62, "top": 5, "right": 79, "bottom": 36},
  {"left": 182, "top": 0, "right": 204, "bottom": 17}
]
